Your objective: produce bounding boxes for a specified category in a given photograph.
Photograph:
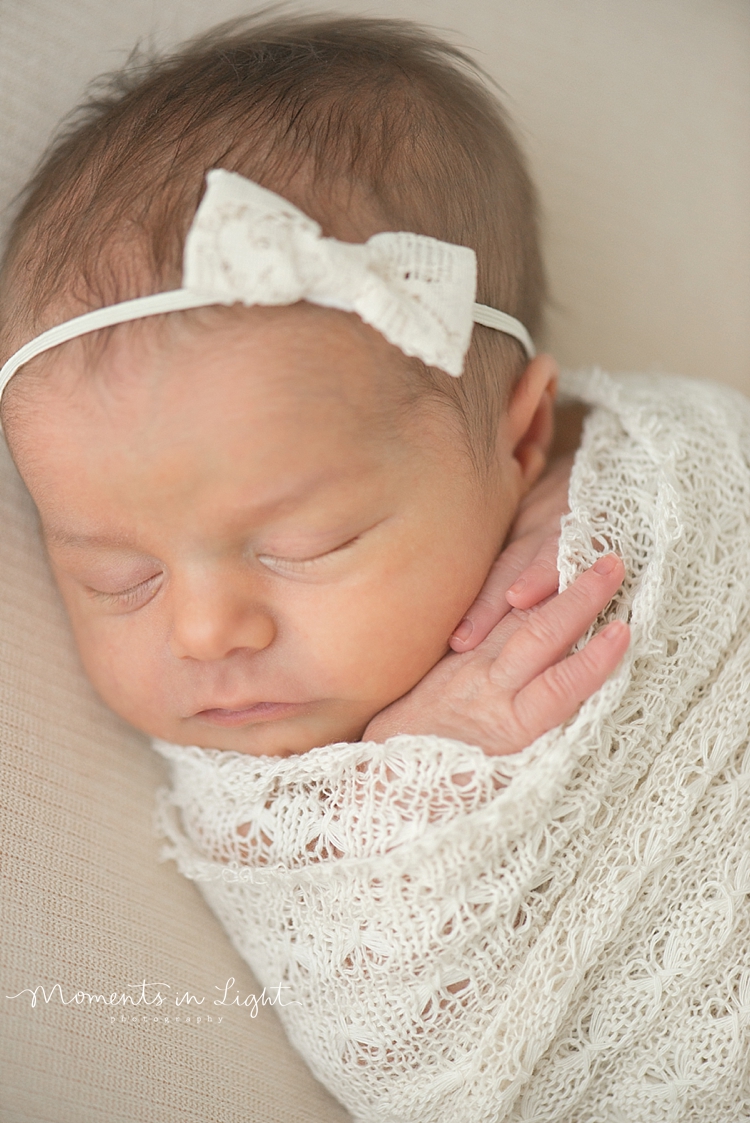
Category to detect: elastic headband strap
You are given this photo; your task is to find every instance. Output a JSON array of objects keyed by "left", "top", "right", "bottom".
[
  {"left": 0, "top": 295, "right": 534, "bottom": 403},
  {"left": 471, "top": 303, "right": 535, "bottom": 357}
]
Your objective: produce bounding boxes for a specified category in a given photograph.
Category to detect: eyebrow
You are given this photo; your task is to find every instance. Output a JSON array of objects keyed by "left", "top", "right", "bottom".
[{"left": 43, "top": 529, "right": 140, "bottom": 550}]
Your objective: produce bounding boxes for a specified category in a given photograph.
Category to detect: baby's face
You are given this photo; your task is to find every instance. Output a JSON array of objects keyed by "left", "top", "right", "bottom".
[{"left": 8, "top": 305, "right": 522, "bottom": 755}]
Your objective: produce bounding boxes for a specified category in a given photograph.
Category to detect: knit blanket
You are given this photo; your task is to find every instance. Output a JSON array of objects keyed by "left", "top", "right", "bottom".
[{"left": 154, "top": 369, "right": 750, "bottom": 1122}]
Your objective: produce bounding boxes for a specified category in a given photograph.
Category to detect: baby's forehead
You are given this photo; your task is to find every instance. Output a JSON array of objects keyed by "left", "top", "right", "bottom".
[
  {"left": 49, "top": 302, "right": 420, "bottom": 443},
  {"left": 4, "top": 305, "right": 479, "bottom": 528},
  {"left": 11, "top": 307, "right": 477, "bottom": 548},
  {"left": 156, "top": 302, "right": 416, "bottom": 404}
]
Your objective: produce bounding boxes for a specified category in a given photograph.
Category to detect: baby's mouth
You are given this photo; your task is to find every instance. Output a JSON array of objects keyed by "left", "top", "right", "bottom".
[{"left": 193, "top": 701, "right": 307, "bottom": 727}]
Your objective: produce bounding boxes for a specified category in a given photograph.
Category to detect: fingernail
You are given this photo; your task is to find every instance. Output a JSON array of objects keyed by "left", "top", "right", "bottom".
[
  {"left": 602, "top": 621, "right": 626, "bottom": 640},
  {"left": 508, "top": 576, "right": 527, "bottom": 596},
  {"left": 451, "top": 618, "right": 473, "bottom": 643},
  {"left": 593, "top": 554, "right": 618, "bottom": 576}
]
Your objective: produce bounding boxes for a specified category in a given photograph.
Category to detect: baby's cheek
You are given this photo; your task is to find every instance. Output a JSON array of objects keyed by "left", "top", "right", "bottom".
[
  {"left": 312, "top": 587, "right": 454, "bottom": 708},
  {"left": 64, "top": 608, "right": 169, "bottom": 730}
]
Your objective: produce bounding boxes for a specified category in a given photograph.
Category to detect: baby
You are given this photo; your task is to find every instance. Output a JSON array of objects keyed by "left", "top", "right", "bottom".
[
  {"left": 8, "top": 14, "right": 747, "bottom": 1123},
  {"left": 0, "top": 14, "right": 627, "bottom": 765}
]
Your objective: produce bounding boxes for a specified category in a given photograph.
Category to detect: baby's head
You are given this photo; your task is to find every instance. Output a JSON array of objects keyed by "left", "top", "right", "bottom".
[{"left": 0, "top": 13, "right": 555, "bottom": 756}]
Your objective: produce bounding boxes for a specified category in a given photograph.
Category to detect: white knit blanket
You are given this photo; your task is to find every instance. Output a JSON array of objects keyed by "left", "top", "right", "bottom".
[{"left": 154, "top": 370, "right": 750, "bottom": 1122}]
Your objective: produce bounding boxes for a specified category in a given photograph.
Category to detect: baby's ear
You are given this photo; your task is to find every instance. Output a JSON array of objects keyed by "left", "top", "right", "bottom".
[{"left": 505, "top": 354, "right": 559, "bottom": 491}]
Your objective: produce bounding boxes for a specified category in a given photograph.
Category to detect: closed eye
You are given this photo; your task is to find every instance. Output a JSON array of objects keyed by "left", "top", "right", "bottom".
[
  {"left": 256, "top": 535, "right": 361, "bottom": 576},
  {"left": 86, "top": 572, "right": 163, "bottom": 610}
]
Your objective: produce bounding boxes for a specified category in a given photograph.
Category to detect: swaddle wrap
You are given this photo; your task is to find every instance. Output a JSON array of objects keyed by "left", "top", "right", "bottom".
[{"left": 154, "top": 370, "right": 750, "bottom": 1122}]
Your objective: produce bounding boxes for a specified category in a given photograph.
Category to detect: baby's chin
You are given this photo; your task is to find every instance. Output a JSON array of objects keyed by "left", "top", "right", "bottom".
[{"left": 139, "top": 699, "right": 377, "bottom": 758}]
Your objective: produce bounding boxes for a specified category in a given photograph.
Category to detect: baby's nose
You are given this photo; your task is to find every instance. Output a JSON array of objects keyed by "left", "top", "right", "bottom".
[{"left": 167, "top": 576, "right": 276, "bottom": 662}]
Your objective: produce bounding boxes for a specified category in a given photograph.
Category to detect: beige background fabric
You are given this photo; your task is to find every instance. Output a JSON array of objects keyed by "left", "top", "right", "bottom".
[{"left": 0, "top": 1, "right": 747, "bottom": 1120}]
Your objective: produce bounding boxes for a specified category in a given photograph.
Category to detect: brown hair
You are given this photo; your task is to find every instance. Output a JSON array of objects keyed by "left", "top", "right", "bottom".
[{"left": 0, "top": 10, "right": 546, "bottom": 462}]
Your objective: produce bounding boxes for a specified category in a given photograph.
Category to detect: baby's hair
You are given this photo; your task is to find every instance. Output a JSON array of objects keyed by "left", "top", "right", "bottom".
[{"left": 0, "top": 10, "right": 545, "bottom": 465}]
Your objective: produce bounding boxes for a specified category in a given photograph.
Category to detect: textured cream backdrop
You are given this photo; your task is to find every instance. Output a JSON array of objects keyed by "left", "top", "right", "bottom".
[{"left": 0, "top": 2, "right": 748, "bottom": 1121}]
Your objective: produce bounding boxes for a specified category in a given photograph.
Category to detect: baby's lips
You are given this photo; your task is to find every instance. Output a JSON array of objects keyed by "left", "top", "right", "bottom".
[{"left": 192, "top": 700, "right": 310, "bottom": 727}]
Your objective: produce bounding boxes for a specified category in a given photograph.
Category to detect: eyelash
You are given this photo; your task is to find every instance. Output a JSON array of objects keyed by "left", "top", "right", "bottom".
[
  {"left": 89, "top": 574, "right": 162, "bottom": 608},
  {"left": 256, "top": 536, "right": 360, "bottom": 574}
]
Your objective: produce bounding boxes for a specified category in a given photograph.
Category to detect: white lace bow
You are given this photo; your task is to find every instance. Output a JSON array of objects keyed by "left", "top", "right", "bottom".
[{"left": 185, "top": 170, "right": 476, "bottom": 376}]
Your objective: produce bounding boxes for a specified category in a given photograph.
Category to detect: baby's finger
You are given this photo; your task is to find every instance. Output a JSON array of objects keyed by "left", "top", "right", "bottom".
[
  {"left": 486, "top": 553, "right": 626, "bottom": 681},
  {"left": 505, "top": 534, "right": 561, "bottom": 610},
  {"left": 449, "top": 536, "right": 538, "bottom": 651},
  {"left": 508, "top": 620, "right": 630, "bottom": 745}
]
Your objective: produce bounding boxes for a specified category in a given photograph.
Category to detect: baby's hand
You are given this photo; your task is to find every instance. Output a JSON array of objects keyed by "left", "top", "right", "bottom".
[
  {"left": 450, "top": 453, "right": 574, "bottom": 652},
  {"left": 363, "top": 554, "right": 629, "bottom": 755}
]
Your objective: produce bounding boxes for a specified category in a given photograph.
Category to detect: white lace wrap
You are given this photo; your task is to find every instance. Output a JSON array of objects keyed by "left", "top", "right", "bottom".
[{"left": 154, "top": 370, "right": 750, "bottom": 1122}]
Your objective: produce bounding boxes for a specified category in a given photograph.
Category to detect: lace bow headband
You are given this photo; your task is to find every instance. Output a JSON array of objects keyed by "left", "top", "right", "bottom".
[{"left": 0, "top": 169, "right": 534, "bottom": 400}]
